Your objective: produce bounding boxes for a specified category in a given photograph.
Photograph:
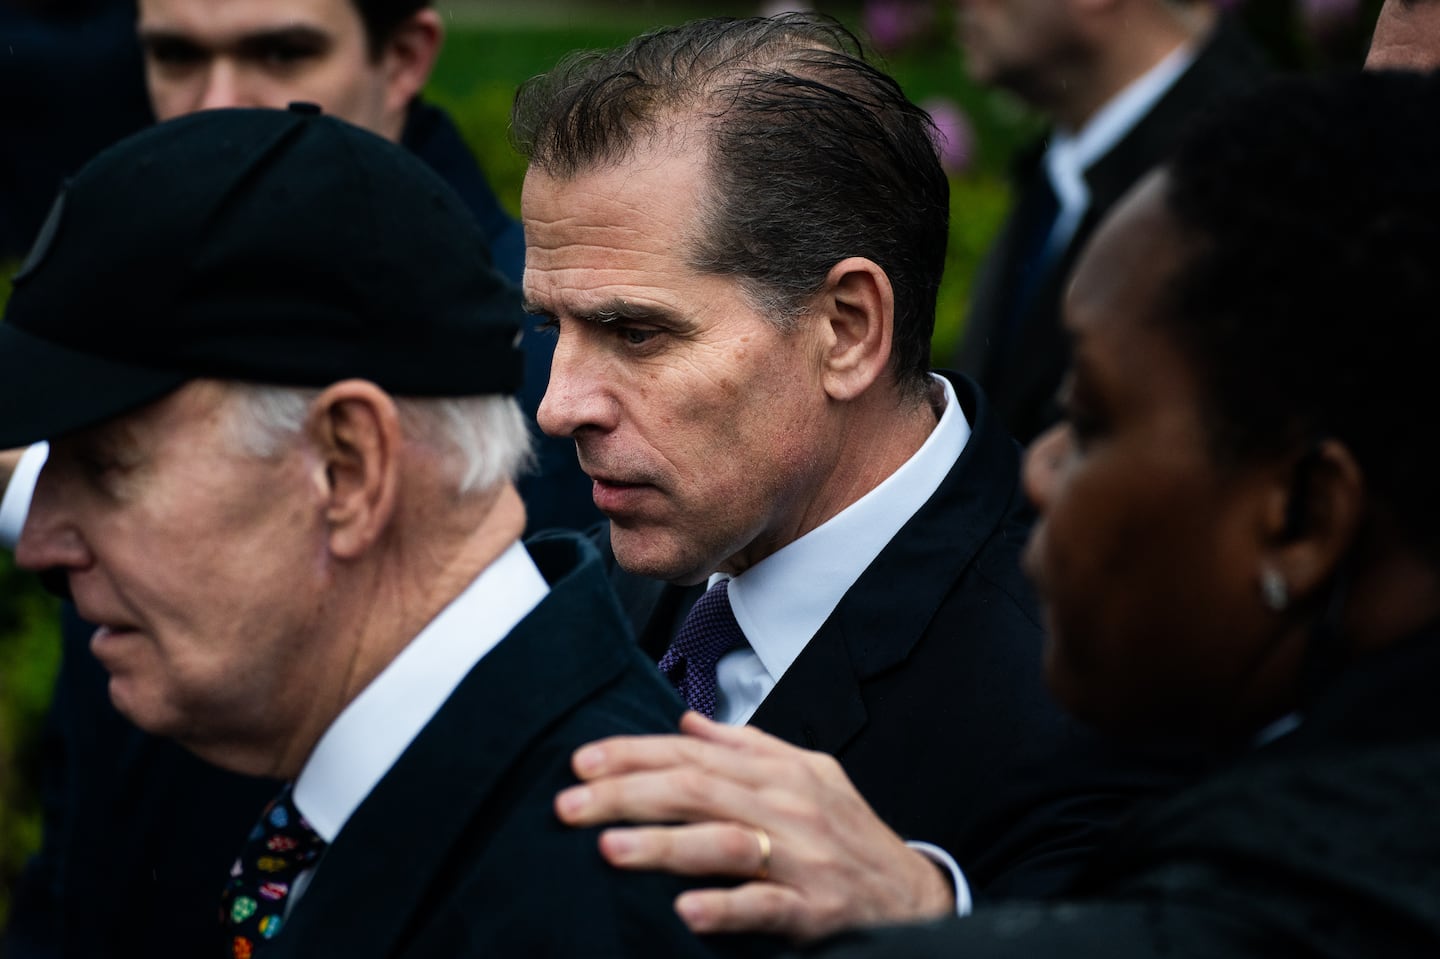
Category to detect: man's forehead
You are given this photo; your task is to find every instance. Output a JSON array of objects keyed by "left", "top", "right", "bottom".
[{"left": 59, "top": 380, "right": 211, "bottom": 450}]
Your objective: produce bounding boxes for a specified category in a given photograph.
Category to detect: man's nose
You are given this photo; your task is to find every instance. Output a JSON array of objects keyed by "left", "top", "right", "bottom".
[
  {"left": 195, "top": 61, "right": 252, "bottom": 111},
  {"left": 15, "top": 469, "right": 92, "bottom": 583},
  {"left": 536, "top": 327, "right": 618, "bottom": 439}
]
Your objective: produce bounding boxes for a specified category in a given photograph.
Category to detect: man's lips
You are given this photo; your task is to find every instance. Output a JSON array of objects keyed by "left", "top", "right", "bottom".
[
  {"left": 589, "top": 475, "right": 657, "bottom": 514},
  {"left": 89, "top": 623, "right": 144, "bottom": 668},
  {"left": 91, "top": 623, "right": 140, "bottom": 644}
]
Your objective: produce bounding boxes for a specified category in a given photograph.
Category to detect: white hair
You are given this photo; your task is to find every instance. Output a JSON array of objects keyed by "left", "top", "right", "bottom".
[{"left": 223, "top": 383, "right": 534, "bottom": 495}]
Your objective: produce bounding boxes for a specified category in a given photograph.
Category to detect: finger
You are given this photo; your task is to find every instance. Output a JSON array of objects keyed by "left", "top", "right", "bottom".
[
  {"left": 674, "top": 883, "right": 819, "bottom": 941},
  {"left": 597, "top": 821, "right": 772, "bottom": 878},
  {"left": 570, "top": 733, "right": 693, "bottom": 779},
  {"left": 571, "top": 729, "right": 797, "bottom": 790},
  {"left": 555, "top": 764, "right": 770, "bottom": 827},
  {"left": 677, "top": 711, "right": 805, "bottom": 758}
]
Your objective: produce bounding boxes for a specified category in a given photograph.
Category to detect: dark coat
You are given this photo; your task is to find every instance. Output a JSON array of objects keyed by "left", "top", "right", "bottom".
[
  {"left": 951, "top": 18, "right": 1269, "bottom": 444},
  {"left": 0, "top": 0, "right": 153, "bottom": 259},
  {"left": 798, "top": 627, "right": 1440, "bottom": 958},
  {"left": 266, "top": 533, "right": 773, "bottom": 958},
  {"left": 606, "top": 375, "right": 1201, "bottom": 899}
]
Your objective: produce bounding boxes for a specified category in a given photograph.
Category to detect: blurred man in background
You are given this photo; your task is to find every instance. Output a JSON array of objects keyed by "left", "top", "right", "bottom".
[{"left": 947, "top": 0, "right": 1267, "bottom": 443}]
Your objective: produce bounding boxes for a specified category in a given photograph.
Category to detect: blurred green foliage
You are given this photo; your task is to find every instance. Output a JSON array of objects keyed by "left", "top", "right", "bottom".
[{"left": 0, "top": 557, "right": 61, "bottom": 934}]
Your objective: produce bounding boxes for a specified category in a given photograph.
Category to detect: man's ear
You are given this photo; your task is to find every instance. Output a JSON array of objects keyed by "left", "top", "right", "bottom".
[
  {"left": 306, "top": 380, "right": 403, "bottom": 560},
  {"left": 379, "top": 8, "right": 443, "bottom": 121},
  {"left": 816, "top": 257, "right": 895, "bottom": 402},
  {"left": 1259, "top": 439, "right": 1366, "bottom": 607}
]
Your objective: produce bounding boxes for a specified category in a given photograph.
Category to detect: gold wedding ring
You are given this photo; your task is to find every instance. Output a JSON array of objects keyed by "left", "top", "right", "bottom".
[{"left": 752, "top": 826, "right": 773, "bottom": 881}]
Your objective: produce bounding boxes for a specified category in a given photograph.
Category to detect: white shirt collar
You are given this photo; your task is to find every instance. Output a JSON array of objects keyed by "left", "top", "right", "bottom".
[
  {"left": 0, "top": 441, "right": 48, "bottom": 549},
  {"left": 1043, "top": 38, "right": 1198, "bottom": 254},
  {"left": 723, "top": 374, "right": 970, "bottom": 690},
  {"left": 293, "top": 539, "right": 549, "bottom": 841}
]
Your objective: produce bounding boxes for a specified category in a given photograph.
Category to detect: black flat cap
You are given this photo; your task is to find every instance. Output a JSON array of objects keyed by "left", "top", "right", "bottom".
[{"left": 0, "top": 104, "right": 524, "bottom": 449}]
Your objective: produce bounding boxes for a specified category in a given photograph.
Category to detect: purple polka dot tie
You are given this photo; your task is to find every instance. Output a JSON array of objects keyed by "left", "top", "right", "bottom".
[
  {"left": 657, "top": 578, "right": 750, "bottom": 719},
  {"left": 219, "top": 784, "right": 326, "bottom": 958}
]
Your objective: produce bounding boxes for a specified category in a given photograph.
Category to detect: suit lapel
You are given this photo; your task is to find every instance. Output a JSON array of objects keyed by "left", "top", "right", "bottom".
[
  {"left": 752, "top": 376, "right": 1025, "bottom": 756},
  {"left": 269, "top": 536, "right": 635, "bottom": 959}
]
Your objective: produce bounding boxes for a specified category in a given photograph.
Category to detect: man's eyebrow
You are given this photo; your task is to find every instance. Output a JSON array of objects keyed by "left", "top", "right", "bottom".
[
  {"left": 136, "top": 26, "right": 200, "bottom": 48},
  {"left": 521, "top": 298, "right": 670, "bottom": 324},
  {"left": 234, "top": 26, "right": 332, "bottom": 56},
  {"left": 136, "top": 25, "right": 331, "bottom": 53}
]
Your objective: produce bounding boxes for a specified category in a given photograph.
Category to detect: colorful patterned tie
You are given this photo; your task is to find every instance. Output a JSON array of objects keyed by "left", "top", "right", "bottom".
[
  {"left": 220, "top": 784, "right": 327, "bottom": 958},
  {"left": 657, "top": 578, "right": 750, "bottom": 719}
]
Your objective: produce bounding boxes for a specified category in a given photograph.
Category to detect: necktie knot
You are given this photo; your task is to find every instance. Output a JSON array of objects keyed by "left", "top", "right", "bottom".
[
  {"left": 657, "top": 578, "right": 749, "bottom": 719},
  {"left": 220, "top": 784, "right": 326, "bottom": 957}
]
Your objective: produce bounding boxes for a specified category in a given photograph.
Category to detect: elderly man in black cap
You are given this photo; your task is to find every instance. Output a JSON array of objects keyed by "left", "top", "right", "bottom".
[{"left": 1, "top": 107, "right": 767, "bottom": 959}]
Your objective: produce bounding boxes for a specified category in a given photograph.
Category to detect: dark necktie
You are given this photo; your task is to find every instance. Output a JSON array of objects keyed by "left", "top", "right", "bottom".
[
  {"left": 657, "top": 578, "right": 749, "bottom": 719},
  {"left": 220, "top": 784, "right": 327, "bottom": 958},
  {"left": 995, "top": 173, "right": 1061, "bottom": 361}
]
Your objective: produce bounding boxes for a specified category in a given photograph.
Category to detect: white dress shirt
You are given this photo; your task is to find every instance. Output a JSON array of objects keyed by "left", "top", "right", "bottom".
[
  {"left": 286, "top": 539, "right": 549, "bottom": 906},
  {"left": 1041, "top": 38, "right": 1199, "bottom": 261},
  {"left": 713, "top": 373, "right": 971, "bottom": 725}
]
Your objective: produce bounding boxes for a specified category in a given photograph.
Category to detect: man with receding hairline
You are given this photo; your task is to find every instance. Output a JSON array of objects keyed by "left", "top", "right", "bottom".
[{"left": 516, "top": 11, "right": 1197, "bottom": 925}]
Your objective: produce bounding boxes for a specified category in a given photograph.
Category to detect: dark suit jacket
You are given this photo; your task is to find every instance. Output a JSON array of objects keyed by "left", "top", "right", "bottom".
[
  {"left": 606, "top": 375, "right": 1201, "bottom": 899},
  {"left": 266, "top": 533, "right": 770, "bottom": 958},
  {"left": 952, "top": 18, "right": 1269, "bottom": 444},
  {"left": 798, "top": 626, "right": 1440, "bottom": 958}
]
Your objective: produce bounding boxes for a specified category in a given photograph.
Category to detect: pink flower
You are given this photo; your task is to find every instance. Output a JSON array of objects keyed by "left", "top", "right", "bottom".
[
  {"left": 862, "top": 0, "right": 933, "bottom": 54},
  {"left": 922, "top": 97, "right": 974, "bottom": 174}
]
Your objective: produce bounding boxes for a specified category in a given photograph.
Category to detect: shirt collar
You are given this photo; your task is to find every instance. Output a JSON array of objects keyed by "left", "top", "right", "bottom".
[
  {"left": 293, "top": 539, "right": 549, "bottom": 841},
  {"left": 1044, "top": 38, "right": 1199, "bottom": 225},
  {"left": 723, "top": 374, "right": 970, "bottom": 686}
]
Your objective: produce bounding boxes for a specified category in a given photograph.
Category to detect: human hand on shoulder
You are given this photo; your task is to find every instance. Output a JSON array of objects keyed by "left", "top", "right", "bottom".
[{"left": 554, "top": 712, "right": 955, "bottom": 942}]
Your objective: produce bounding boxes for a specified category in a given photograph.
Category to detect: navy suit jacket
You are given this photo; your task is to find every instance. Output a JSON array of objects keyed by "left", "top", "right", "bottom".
[
  {"left": 607, "top": 375, "right": 1201, "bottom": 898},
  {"left": 265, "top": 533, "right": 772, "bottom": 958},
  {"left": 951, "top": 18, "right": 1269, "bottom": 444}
]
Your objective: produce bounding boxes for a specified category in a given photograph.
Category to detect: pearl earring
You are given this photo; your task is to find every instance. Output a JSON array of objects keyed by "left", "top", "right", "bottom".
[{"left": 1260, "top": 567, "right": 1289, "bottom": 612}]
